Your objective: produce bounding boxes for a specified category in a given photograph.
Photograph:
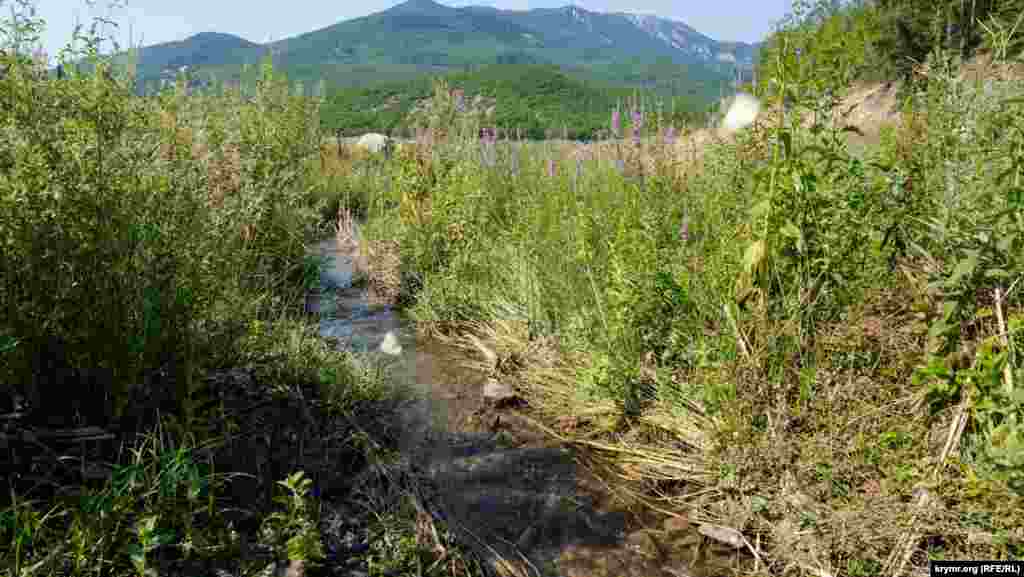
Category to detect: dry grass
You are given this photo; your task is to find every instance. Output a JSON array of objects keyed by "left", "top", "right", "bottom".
[
  {"left": 207, "top": 143, "right": 243, "bottom": 208},
  {"left": 334, "top": 206, "right": 358, "bottom": 250},
  {"left": 362, "top": 236, "right": 403, "bottom": 306},
  {"left": 424, "top": 247, "right": 1023, "bottom": 576}
]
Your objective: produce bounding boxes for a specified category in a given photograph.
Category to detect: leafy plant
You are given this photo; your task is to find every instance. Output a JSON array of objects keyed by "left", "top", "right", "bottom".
[{"left": 259, "top": 471, "right": 325, "bottom": 567}]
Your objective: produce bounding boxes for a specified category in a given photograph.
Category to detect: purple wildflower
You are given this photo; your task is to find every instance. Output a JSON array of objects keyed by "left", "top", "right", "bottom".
[
  {"left": 454, "top": 89, "right": 465, "bottom": 113},
  {"left": 614, "top": 159, "right": 625, "bottom": 174},
  {"left": 548, "top": 159, "right": 556, "bottom": 178},
  {"left": 632, "top": 110, "right": 643, "bottom": 144},
  {"left": 679, "top": 218, "right": 690, "bottom": 243},
  {"left": 664, "top": 126, "right": 677, "bottom": 145},
  {"left": 611, "top": 109, "right": 621, "bottom": 139}
]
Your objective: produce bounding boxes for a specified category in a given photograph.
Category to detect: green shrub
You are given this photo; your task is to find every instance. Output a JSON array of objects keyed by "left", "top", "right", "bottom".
[{"left": 1, "top": 26, "right": 321, "bottom": 429}]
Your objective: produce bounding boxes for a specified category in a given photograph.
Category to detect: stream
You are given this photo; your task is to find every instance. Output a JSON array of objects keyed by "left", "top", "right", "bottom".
[{"left": 308, "top": 229, "right": 727, "bottom": 577}]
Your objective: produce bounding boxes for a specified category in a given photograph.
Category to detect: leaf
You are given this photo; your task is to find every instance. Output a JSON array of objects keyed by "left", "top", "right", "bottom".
[
  {"left": 942, "top": 300, "right": 959, "bottom": 323},
  {"left": 751, "top": 165, "right": 773, "bottom": 188},
  {"left": 780, "top": 221, "right": 804, "bottom": 253},
  {"left": 948, "top": 251, "right": 979, "bottom": 286},
  {"left": 751, "top": 199, "right": 771, "bottom": 222},
  {"left": 929, "top": 319, "right": 950, "bottom": 340},
  {"left": 698, "top": 524, "right": 745, "bottom": 549},
  {"left": 780, "top": 221, "right": 801, "bottom": 240}
]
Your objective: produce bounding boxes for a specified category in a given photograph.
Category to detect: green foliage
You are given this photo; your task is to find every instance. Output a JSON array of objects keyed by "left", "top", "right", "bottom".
[
  {"left": 887, "top": 43, "right": 1024, "bottom": 494},
  {"left": 108, "top": 0, "right": 744, "bottom": 113},
  {"left": 0, "top": 431, "right": 337, "bottom": 576},
  {"left": 259, "top": 471, "right": 325, "bottom": 566},
  {"left": 321, "top": 64, "right": 712, "bottom": 140},
  {"left": 1, "top": 38, "right": 321, "bottom": 428},
  {"left": 741, "top": 2, "right": 881, "bottom": 371},
  {"left": 758, "top": 0, "right": 1024, "bottom": 87},
  {"left": 0, "top": 431, "right": 227, "bottom": 575},
  {"left": 757, "top": 0, "right": 884, "bottom": 94},
  {"left": 347, "top": 0, "right": 1024, "bottom": 570},
  {"left": 0, "top": 8, "right": 467, "bottom": 577}
]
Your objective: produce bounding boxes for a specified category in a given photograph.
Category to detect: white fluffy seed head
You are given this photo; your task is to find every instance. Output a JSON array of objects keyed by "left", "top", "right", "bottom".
[
  {"left": 380, "top": 331, "right": 403, "bottom": 356},
  {"left": 720, "top": 92, "right": 761, "bottom": 135}
]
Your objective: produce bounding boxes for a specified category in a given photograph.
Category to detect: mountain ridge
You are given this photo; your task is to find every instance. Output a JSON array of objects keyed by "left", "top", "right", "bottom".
[{"left": 131, "top": 0, "right": 760, "bottom": 95}]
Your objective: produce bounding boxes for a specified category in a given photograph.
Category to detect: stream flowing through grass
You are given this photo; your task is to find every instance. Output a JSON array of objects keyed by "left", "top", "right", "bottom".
[{"left": 305, "top": 228, "right": 744, "bottom": 577}]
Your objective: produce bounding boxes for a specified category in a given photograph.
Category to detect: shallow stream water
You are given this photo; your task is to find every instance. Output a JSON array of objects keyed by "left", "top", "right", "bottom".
[{"left": 307, "top": 230, "right": 732, "bottom": 577}]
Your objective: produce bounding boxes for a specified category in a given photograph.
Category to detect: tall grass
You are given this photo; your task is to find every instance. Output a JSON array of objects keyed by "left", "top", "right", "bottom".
[
  {"left": 0, "top": 9, "right": 493, "bottom": 577},
  {"left": 4, "top": 1, "right": 1020, "bottom": 574},
  {"left": 347, "top": 2, "right": 1024, "bottom": 573}
]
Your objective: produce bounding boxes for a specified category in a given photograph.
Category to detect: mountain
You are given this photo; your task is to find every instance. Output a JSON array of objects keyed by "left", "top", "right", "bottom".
[
  {"left": 132, "top": 0, "right": 760, "bottom": 96},
  {"left": 132, "top": 32, "right": 265, "bottom": 84}
]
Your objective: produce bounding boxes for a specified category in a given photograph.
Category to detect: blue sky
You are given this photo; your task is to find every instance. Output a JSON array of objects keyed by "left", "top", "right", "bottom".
[{"left": 34, "top": 0, "right": 792, "bottom": 63}]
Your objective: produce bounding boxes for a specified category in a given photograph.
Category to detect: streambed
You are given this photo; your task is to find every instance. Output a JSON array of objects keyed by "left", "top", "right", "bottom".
[{"left": 307, "top": 228, "right": 737, "bottom": 577}]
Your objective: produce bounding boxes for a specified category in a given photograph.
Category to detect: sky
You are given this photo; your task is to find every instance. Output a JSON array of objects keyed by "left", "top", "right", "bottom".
[{"left": 31, "top": 0, "right": 793, "bottom": 64}]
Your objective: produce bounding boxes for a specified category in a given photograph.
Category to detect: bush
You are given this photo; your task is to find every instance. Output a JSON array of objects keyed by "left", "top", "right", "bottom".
[{"left": 1, "top": 19, "right": 321, "bottom": 431}]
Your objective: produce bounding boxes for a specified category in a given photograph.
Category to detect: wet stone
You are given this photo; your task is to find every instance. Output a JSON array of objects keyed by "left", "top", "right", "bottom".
[
  {"left": 482, "top": 377, "right": 522, "bottom": 408},
  {"left": 697, "top": 524, "right": 744, "bottom": 549}
]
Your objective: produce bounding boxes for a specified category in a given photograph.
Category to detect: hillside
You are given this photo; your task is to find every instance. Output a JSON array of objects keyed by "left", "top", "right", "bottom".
[
  {"left": 129, "top": 0, "right": 759, "bottom": 98},
  {"left": 319, "top": 63, "right": 713, "bottom": 139},
  {"left": 129, "top": 32, "right": 265, "bottom": 91}
]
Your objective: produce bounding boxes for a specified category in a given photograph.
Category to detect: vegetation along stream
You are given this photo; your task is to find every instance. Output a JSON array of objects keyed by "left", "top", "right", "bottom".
[
  {"left": 308, "top": 226, "right": 747, "bottom": 577},
  {"left": 4, "top": 0, "right": 1024, "bottom": 575}
]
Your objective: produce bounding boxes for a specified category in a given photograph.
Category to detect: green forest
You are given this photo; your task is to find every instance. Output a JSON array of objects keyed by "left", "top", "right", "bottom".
[
  {"left": 318, "top": 63, "right": 717, "bottom": 140},
  {"left": 756, "top": 0, "right": 1024, "bottom": 91}
]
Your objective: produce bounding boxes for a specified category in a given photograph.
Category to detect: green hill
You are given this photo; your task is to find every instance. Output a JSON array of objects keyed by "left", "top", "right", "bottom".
[
  {"left": 124, "top": 0, "right": 758, "bottom": 100},
  {"left": 319, "top": 63, "right": 713, "bottom": 140}
]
